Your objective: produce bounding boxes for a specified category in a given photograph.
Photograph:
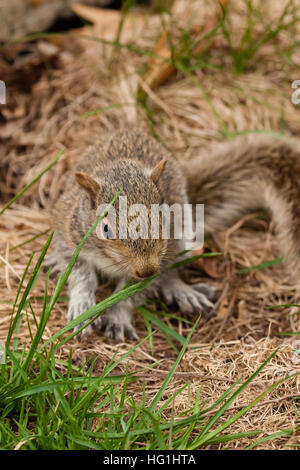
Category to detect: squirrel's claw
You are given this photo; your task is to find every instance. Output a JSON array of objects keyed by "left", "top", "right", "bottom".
[
  {"left": 161, "top": 278, "right": 216, "bottom": 316},
  {"left": 99, "top": 306, "right": 139, "bottom": 343},
  {"left": 191, "top": 283, "right": 217, "bottom": 301},
  {"left": 43, "top": 253, "right": 70, "bottom": 279},
  {"left": 67, "top": 294, "right": 96, "bottom": 340},
  {"left": 74, "top": 323, "right": 94, "bottom": 340}
]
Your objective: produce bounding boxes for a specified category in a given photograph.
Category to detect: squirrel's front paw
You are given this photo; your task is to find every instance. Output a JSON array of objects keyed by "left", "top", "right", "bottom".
[
  {"left": 98, "top": 307, "right": 139, "bottom": 343},
  {"left": 68, "top": 294, "right": 96, "bottom": 339},
  {"left": 43, "top": 253, "right": 70, "bottom": 279},
  {"left": 161, "top": 280, "right": 216, "bottom": 315}
]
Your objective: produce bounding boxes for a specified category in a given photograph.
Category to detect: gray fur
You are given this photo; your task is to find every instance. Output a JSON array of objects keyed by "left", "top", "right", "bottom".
[
  {"left": 46, "top": 128, "right": 214, "bottom": 341},
  {"left": 46, "top": 131, "right": 300, "bottom": 341}
]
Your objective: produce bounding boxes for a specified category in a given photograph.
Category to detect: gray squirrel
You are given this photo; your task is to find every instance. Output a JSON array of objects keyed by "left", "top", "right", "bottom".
[{"left": 44, "top": 128, "right": 300, "bottom": 341}]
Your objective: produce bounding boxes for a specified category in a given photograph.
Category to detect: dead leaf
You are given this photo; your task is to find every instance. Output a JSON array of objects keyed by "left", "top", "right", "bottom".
[
  {"left": 0, "top": 118, "right": 27, "bottom": 139},
  {"left": 237, "top": 299, "right": 248, "bottom": 320},
  {"left": 71, "top": 3, "right": 146, "bottom": 41},
  {"left": 216, "top": 295, "right": 230, "bottom": 320},
  {"left": 1, "top": 102, "right": 26, "bottom": 120},
  {"left": 29, "top": 0, "right": 49, "bottom": 5},
  {"left": 141, "top": 0, "right": 231, "bottom": 92},
  {"left": 142, "top": 31, "right": 175, "bottom": 90},
  {"left": 190, "top": 248, "right": 223, "bottom": 278},
  {"left": 201, "top": 256, "right": 223, "bottom": 278}
]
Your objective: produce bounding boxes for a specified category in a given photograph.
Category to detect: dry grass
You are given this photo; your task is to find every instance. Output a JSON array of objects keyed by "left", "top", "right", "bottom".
[{"left": 1, "top": 0, "right": 299, "bottom": 449}]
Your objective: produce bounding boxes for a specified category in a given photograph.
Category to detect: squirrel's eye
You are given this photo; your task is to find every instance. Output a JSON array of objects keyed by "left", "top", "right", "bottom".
[
  {"left": 96, "top": 216, "right": 115, "bottom": 240},
  {"left": 101, "top": 223, "right": 114, "bottom": 240}
]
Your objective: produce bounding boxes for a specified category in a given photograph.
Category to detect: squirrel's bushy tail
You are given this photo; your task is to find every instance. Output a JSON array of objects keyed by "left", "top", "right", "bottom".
[{"left": 181, "top": 135, "right": 300, "bottom": 276}]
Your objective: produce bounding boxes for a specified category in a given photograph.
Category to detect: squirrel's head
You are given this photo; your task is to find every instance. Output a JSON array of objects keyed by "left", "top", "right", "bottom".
[{"left": 75, "top": 159, "right": 168, "bottom": 279}]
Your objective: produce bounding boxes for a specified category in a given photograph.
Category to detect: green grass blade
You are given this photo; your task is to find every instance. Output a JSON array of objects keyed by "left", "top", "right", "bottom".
[
  {"left": 245, "top": 428, "right": 295, "bottom": 450},
  {"left": 41, "top": 276, "right": 156, "bottom": 351},
  {"left": 147, "top": 316, "right": 201, "bottom": 415},
  {"left": 0, "top": 150, "right": 64, "bottom": 215},
  {"left": 187, "top": 353, "right": 275, "bottom": 449},
  {"left": 238, "top": 257, "right": 286, "bottom": 274},
  {"left": 189, "top": 369, "right": 296, "bottom": 448},
  {"left": 6, "top": 234, "right": 53, "bottom": 350},
  {"left": 170, "top": 252, "right": 223, "bottom": 270},
  {"left": 138, "top": 306, "right": 186, "bottom": 346}
]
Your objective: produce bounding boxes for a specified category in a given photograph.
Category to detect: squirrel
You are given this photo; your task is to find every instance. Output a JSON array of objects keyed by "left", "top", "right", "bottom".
[{"left": 44, "top": 128, "right": 300, "bottom": 341}]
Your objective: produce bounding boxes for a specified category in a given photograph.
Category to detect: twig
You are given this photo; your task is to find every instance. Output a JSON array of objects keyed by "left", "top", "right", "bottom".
[
  {"left": 214, "top": 285, "right": 239, "bottom": 341},
  {"left": 149, "top": 369, "right": 237, "bottom": 383},
  {"left": 205, "top": 393, "right": 299, "bottom": 417}
]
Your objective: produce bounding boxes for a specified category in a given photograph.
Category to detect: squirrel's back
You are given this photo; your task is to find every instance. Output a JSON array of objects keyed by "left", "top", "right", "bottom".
[
  {"left": 52, "top": 129, "right": 300, "bottom": 277},
  {"left": 182, "top": 134, "right": 300, "bottom": 275}
]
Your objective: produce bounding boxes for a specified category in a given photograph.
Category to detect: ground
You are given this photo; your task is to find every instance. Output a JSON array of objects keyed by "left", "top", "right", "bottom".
[{"left": 0, "top": 0, "right": 299, "bottom": 450}]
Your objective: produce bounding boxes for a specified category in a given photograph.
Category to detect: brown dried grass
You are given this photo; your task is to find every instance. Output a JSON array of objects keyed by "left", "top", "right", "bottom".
[{"left": 0, "top": 0, "right": 299, "bottom": 449}]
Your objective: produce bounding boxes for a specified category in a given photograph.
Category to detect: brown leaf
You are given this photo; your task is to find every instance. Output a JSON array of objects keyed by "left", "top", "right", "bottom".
[
  {"left": 190, "top": 248, "right": 223, "bottom": 278},
  {"left": 71, "top": 2, "right": 122, "bottom": 28},
  {"left": 1, "top": 103, "right": 26, "bottom": 120},
  {"left": 237, "top": 299, "right": 248, "bottom": 320},
  {"left": 142, "top": 31, "right": 175, "bottom": 90},
  {"left": 0, "top": 118, "right": 27, "bottom": 139},
  {"left": 29, "top": 0, "right": 50, "bottom": 5},
  {"left": 141, "top": 0, "right": 231, "bottom": 92},
  {"left": 71, "top": 3, "right": 146, "bottom": 40},
  {"left": 201, "top": 256, "right": 223, "bottom": 278},
  {"left": 216, "top": 295, "right": 230, "bottom": 320}
]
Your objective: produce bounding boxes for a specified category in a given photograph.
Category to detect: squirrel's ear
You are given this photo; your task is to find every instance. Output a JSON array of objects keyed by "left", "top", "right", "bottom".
[
  {"left": 75, "top": 172, "right": 100, "bottom": 207},
  {"left": 150, "top": 159, "right": 167, "bottom": 184}
]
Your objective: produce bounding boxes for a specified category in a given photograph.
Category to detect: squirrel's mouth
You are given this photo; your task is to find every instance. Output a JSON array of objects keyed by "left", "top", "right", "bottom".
[{"left": 131, "top": 264, "right": 160, "bottom": 280}]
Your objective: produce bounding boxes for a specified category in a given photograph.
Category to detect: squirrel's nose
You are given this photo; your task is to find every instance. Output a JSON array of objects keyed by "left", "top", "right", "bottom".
[{"left": 133, "top": 265, "right": 159, "bottom": 279}]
